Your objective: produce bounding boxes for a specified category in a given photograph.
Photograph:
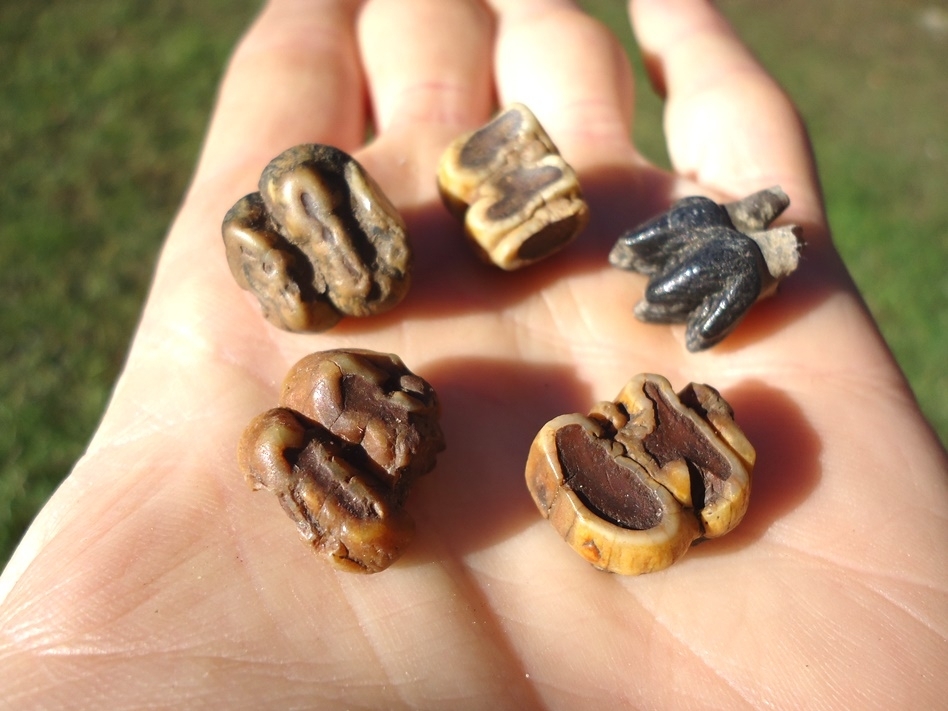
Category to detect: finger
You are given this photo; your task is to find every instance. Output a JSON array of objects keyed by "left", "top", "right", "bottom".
[
  {"left": 195, "top": 0, "right": 367, "bottom": 188},
  {"left": 359, "top": 0, "right": 494, "bottom": 135},
  {"left": 630, "top": 0, "right": 825, "bottom": 226},
  {"left": 356, "top": 0, "right": 495, "bottom": 200},
  {"left": 487, "top": 0, "right": 636, "bottom": 169}
]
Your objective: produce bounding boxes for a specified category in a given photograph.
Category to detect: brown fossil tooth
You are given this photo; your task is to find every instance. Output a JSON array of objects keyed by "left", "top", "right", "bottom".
[
  {"left": 525, "top": 374, "right": 755, "bottom": 575},
  {"left": 223, "top": 144, "right": 411, "bottom": 332},
  {"left": 437, "top": 103, "right": 589, "bottom": 270},
  {"left": 238, "top": 349, "right": 445, "bottom": 573}
]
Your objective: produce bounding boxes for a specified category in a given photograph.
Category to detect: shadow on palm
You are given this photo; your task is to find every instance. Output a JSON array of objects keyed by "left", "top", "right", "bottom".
[
  {"left": 225, "top": 155, "right": 830, "bottom": 577},
  {"left": 328, "top": 159, "right": 837, "bottom": 363}
]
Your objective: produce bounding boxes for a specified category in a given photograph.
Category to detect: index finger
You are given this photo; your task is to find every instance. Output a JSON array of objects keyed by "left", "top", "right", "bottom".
[{"left": 630, "top": 0, "right": 826, "bottom": 231}]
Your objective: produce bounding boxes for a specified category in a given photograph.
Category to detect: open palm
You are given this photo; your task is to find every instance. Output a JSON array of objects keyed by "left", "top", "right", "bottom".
[{"left": 2, "top": 0, "right": 945, "bottom": 708}]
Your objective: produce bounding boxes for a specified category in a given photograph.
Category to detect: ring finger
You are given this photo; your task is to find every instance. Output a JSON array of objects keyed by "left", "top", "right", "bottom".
[
  {"left": 487, "top": 0, "right": 637, "bottom": 169},
  {"left": 357, "top": 0, "right": 496, "bottom": 203}
]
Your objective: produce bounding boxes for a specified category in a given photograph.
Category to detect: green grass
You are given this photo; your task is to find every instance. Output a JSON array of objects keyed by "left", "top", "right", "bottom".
[
  {"left": 588, "top": 0, "right": 948, "bottom": 448},
  {"left": 719, "top": 0, "right": 948, "bottom": 442},
  {"left": 1, "top": 0, "right": 945, "bottom": 568},
  {"left": 0, "top": 1, "right": 262, "bottom": 565}
]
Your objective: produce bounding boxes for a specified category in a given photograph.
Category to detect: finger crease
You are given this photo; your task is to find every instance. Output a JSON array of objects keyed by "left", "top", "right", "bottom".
[{"left": 385, "top": 81, "right": 477, "bottom": 130}]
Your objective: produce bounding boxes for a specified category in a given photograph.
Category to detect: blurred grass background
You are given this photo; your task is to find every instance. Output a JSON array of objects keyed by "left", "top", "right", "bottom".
[{"left": 1, "top": 0, "right": 945, "bottom": 567}]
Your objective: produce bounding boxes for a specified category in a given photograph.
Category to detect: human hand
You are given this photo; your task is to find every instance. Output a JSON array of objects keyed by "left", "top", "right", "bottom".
[{"left": 2, "top": 0, "right": 945, "bottom": 708}]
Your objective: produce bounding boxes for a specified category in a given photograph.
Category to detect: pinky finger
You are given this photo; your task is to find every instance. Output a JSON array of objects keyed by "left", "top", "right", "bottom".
[{"left": 195, "top": 0, "right": 367, "bottom": 189}]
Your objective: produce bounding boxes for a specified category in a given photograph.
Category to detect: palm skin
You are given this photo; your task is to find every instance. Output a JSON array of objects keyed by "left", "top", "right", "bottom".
[{"left": 1, "top": 0, "right": 945, "bottom": 708}]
